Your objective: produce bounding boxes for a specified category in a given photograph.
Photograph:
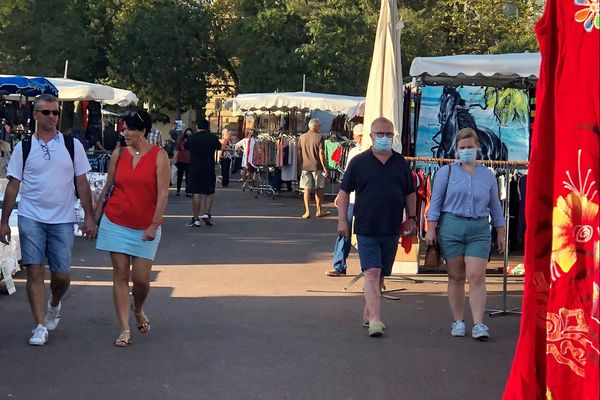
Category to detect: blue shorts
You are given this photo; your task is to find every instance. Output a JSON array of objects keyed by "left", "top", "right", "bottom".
[
  {"left": 356, "top": 234, "right": 400, "bottom": 277},
  {"left": 18, "top": 215, "right": 74, "bottom": 274},
  {"left": 438, "top": 213, "right": 492, "bottom": 260}
]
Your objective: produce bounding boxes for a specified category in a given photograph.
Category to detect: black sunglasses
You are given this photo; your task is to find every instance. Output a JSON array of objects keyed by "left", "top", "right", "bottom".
[{"left": 35, "top": 109, "right": 60, "bottom": 116}]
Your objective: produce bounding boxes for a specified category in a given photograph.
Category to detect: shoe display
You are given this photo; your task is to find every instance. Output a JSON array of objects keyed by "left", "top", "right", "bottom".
[
  {"left": 368, "top": 321, "right": 385, "bottom": 337},
  {"left": 44, "top": 300, "right": 61, "bottom": 331},
  {"left": 450, "top": 320, "right": 466, "bottom": 337},
  {"left": 472, "top": 322, "right": 490, "bottom": 340},
  {"left": 29, "top": 325, "right": 48, "bottom": 346},
  {"left": 325, "top": 270, "right": 346, "bottom": 277}
]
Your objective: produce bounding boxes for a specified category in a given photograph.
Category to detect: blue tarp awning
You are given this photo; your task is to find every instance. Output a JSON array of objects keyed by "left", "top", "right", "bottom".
[{"left": 0, "top": 75, "right": 59, "bottom": 97}]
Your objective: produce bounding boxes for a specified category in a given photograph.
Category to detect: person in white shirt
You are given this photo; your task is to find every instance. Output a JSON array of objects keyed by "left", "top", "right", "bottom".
[
  {"left": 235, "top": 130, "right": 257, "bottom": 184},
  {"left": 326, "top": 124, "right": 363, "bottom": 276},
  {"left": 0, "top": 94, "right": 97, "bottom": 346}
]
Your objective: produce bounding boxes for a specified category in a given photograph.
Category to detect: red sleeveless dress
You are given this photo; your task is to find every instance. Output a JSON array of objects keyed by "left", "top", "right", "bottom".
[{"left": 503, "top": 1, "right": 599, "bottom": 399}]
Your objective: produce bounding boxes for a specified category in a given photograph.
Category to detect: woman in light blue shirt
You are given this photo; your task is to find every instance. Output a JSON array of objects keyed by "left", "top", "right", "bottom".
[{"left": 426, "top": 128, "right": 506, "bottom": 341}]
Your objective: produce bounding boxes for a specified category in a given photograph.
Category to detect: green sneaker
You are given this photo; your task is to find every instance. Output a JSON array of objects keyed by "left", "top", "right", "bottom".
[{"left": 368, "top": 321, "right": 385, "bottom": 337}]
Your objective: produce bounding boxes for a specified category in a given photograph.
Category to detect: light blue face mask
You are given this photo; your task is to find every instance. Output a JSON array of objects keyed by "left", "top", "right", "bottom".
[
  {"left": 373, "top": 136, "right": 393, "bottom": 151},
  {"left": 458, "top": 148, "right": 477, "bottom": 163}
]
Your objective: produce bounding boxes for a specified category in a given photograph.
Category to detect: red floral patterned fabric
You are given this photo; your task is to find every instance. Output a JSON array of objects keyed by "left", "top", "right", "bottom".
[{"left": 503, "top": 1, "right": 599, "bottom": 399}]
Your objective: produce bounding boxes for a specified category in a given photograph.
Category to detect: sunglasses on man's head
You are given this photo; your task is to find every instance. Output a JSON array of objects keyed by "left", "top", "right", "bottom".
[
  {"left": 372, "top": 131, "right": 394, "bottom": 138},
  {"left": 35, "top": 109, "right": 60, "bottom": 116}
]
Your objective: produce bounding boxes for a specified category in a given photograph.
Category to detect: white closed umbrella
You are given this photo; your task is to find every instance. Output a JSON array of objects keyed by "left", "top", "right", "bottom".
[{"left": 361, "top": 0, "right": 403, "bottom": 152}]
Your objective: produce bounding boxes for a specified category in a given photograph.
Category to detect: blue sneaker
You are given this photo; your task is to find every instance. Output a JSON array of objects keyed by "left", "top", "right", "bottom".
[
  {"left": 472, "top": 323, "right": 490, "bottom": 340},
  {"left": 450, "top": 320, "right": 466, "bottom": 337}
]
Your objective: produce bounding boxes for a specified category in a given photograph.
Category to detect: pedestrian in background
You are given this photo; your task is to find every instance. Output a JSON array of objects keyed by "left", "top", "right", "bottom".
[
  {"left": 185, "top": 119, "right": 223, "bottom": 227},
  {"left": 327, "top": 124, "right": 363, "bottom": 276},
  {"left": 298, "top": 118, "right": 329, "bottom": 219},
  {"left": 173, "top": 128, "right": 192, "bottom": 196},
  {"left": 337, "top": 117, "right": 416, "bottom": 337},
  {"left": 219, "top": 128, "right": 235, "bottom": 187},
  {"left": 426, "top": 128, "right": 505, "bottom": 340},
  {"left": 95, "top": 109, "right": 170, "bottom": 347}
]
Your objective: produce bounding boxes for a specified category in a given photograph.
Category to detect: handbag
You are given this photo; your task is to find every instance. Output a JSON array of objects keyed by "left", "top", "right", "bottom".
[
  {"left": 95, "top": 148, "right": 122, "bottom": 225},
  {"left": 424, "top": 165, "right": 452, "bottom": 269}
]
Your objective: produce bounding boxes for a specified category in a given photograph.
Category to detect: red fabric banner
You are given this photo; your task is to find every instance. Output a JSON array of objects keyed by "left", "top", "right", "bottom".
[{"left": 503, "top": 1, "right": 599, "bottom": 399}]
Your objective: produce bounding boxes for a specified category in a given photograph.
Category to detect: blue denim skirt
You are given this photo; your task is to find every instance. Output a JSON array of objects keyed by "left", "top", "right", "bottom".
[{"left": 96, "top": 215, "right": 161, "bottom": 260}]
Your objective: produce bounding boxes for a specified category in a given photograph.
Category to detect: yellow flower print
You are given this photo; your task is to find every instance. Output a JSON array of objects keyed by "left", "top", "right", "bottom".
[{"left": 552, "top": 193, "right": 599, "bottom": 273}]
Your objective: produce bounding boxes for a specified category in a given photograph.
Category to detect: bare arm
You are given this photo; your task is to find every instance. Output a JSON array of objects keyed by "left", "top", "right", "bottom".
[
  {"left": 0, "top": 177, "right": 20, "bottom": 245},
  {"left": 94, "top": 147, "right": 121, "bottom": 222},
  {"left": 142, "top": 149, "right": 170, "bottom": 241},
  {"left": 319, "top": 147, "right": 328, "bottom": 177},
  {"left": 403, "top": 192, "right": 417, "bottom": 236},
  {"left": 75, "top": 173, "right": 98, "bottom": 239},
  {"left": 336, "top": 189, "right": 351, "bottom": 238}
]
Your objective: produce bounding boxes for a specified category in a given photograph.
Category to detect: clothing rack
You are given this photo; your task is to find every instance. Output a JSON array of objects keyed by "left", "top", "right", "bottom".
[{"left": 403, "top": 156, "right": 529, "bottom": 318}]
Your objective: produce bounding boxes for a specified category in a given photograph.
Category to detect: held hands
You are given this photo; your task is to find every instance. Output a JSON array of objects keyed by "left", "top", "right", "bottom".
[
  {"left": 0, "top": 223, "right": 11, "bottom": 245},
  {"left": 81, "top": 215, "right": 98, "bottom": 240}
]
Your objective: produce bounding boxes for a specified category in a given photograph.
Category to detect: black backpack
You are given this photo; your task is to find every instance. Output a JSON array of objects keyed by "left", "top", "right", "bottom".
[{"left": 21, "top": 134, "right": 79, "bottom": 198}]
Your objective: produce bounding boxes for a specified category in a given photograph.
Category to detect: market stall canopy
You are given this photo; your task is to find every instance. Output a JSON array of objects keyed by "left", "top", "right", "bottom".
[
  {"left": 0, "top": 75, "right": 58, "bottom": 97},
  {"left": 103, "top": 87, "right": 138, "bottom": 107},
  {"left": 409, "top": 53, "right": 541, "bottom": 88},
  {"left": 225, "top": 91, "right": 364, "bottom": 114},
  {"left": 45, "top": 77, "right": 114, "bottom": 101}
]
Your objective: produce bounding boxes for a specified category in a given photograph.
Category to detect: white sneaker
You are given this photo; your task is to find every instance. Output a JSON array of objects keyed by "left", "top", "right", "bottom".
[
  {"left": 450, "top": 320, "right": 466, "bottom": 337},
  {"left": 29, "top": 324, "right": 48, "bottom": 346},
  {"left": 44, "top": 300, "right": 61, "bottom": 331}
]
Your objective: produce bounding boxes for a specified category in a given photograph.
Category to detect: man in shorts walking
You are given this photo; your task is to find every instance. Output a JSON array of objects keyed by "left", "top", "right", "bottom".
[
  {"left": 0, "top": 94, "right": 97, "bottom": 345},
  {"left": 184, "top": 119, "right": 223, "bottom": 226},
  {"left": 336, "top": 117, "right": 416, "bottom": 337},
  {"left": 297, "top": 118, "right": 329, "bottom": 218}
]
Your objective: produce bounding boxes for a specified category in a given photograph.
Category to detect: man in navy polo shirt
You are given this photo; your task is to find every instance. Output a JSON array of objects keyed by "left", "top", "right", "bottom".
[{"left": 336, "top": 117, "right": 417, "bottom": 337}]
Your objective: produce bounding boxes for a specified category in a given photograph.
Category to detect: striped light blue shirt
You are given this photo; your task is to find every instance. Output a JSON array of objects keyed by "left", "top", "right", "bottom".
[{"left": 427, "top": 162, "right": 505, "bottom": 228}]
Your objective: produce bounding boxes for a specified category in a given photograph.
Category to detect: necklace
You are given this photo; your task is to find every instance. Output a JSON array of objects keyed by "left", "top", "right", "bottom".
[{"left": 135, "top": 151, "right": 140, "bottom": 155}]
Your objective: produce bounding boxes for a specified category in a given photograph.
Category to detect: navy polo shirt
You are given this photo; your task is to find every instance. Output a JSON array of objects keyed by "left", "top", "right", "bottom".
[{"left": 340, "top": 150, "right": 415, "bottom": 236}]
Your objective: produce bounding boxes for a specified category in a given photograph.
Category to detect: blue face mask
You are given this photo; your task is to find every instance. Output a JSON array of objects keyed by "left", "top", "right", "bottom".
[
  {"left": 373, "top": 136, "right": 393, "bottom": 151},
  {"left": 458, "top": 148, "right": 477, "bottom": 163}
]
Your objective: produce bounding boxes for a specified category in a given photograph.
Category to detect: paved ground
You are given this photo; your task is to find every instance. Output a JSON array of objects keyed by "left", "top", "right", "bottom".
[{"left": 0, "top": 180, "right": 524, "bottom": 400}]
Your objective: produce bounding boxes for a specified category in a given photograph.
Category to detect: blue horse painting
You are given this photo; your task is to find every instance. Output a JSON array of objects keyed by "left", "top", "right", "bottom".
[{"left": 431, "top": 87, "right": 508, "bottom": 160}]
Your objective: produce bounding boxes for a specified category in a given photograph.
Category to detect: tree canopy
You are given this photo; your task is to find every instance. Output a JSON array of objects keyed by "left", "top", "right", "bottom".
[{"left": 0, "top": 0, "right": 542, "bottom": 111}]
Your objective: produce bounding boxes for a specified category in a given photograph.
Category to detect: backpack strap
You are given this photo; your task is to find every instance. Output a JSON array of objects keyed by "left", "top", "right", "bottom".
[
  {"left": 63, "top": 135, "right": 79, "bottom": 198},
  {"left": 63, "top": 134, "right": 75, "bottom": 164},
  {"left": 21, "top": 135, "right": 32, "bottom": 173}
]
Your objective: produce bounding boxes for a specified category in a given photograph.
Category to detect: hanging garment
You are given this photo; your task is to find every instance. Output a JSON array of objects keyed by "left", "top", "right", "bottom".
[{"left": 503, "top": 2, "right": 599, "bottom": 399}]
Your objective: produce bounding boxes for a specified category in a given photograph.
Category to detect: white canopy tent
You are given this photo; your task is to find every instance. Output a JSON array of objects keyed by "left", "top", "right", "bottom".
[
  {"left": 409, "top": 52, "right": 541, "bottom": 87},
  {"left": 44, "top": 77, "right": 115, "bottom": 101},
  {"left": 225, "top": 91, "right": 364, "bottom": 114},
  {"left": 103, "top": 87, "right": 139, "bottom": 107}
]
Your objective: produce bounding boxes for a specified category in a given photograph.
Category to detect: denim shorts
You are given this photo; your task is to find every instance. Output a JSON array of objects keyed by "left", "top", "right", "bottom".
[
  {"left": 356, "top": 234, "right": 400, "bottom": 277},
  {"left": 18, "top": 215, "right": 74, "bottom": 274},
  {"left": 437, "top": 213, "right": 491, "bottom": 260}
]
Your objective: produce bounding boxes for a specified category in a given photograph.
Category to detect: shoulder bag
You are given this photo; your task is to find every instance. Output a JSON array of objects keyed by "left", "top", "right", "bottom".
[{"left": 424, "top": 165, "right": 452, "bottom": 269}]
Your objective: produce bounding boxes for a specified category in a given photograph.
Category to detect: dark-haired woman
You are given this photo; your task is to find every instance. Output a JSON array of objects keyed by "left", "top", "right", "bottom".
[
  {"left": 173, "top": 128, "right": 192, "bottom": 196},
  {"left": 95, "top": 109, "right": 170, "bottom": 347}
]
